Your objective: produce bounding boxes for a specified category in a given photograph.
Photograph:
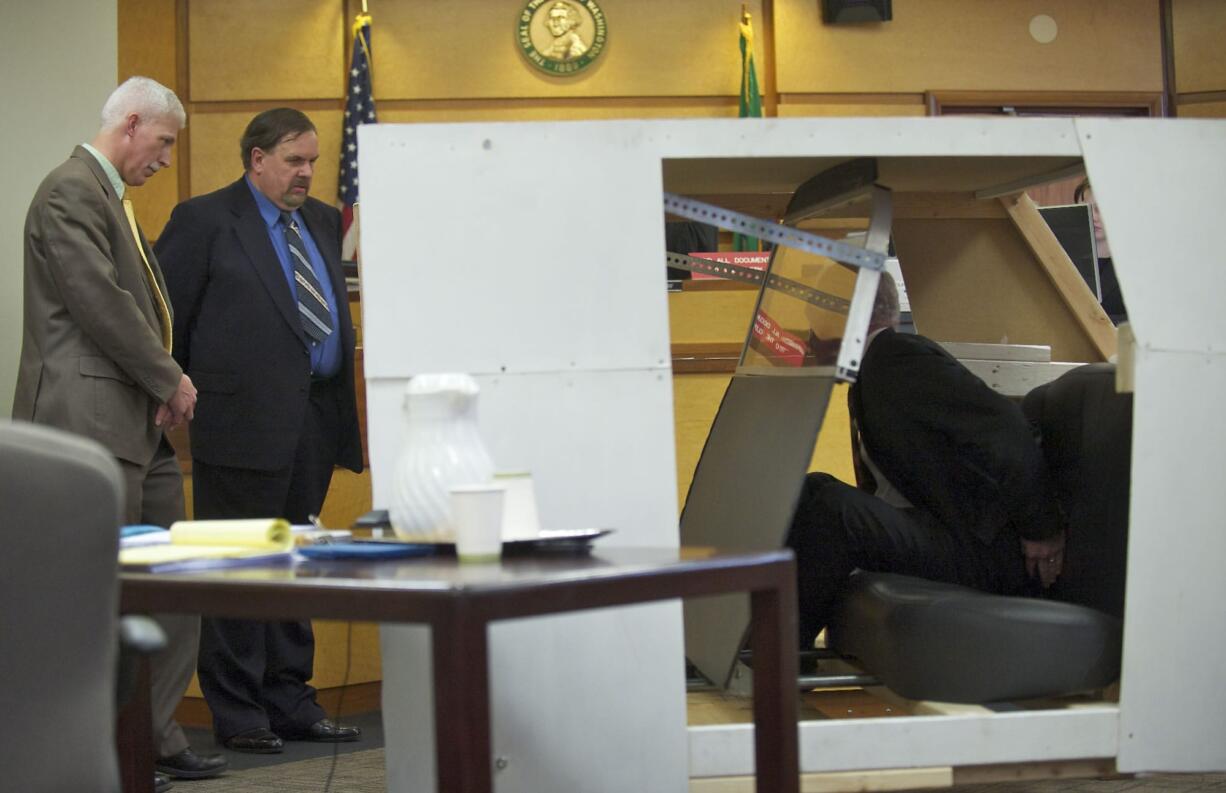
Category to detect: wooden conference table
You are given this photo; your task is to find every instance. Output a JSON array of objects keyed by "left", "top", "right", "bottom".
[{"left": 119, "top": 546, "right": 800, "bottom": 793}]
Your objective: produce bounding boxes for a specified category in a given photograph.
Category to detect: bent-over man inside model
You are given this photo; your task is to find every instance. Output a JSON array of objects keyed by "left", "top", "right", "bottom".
[{"left": 787, "top": 274, "right": 1067, "bottom": 646}]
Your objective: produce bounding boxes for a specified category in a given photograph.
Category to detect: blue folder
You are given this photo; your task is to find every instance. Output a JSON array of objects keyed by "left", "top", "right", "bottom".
[{"left": 297, "top": 541, "right": 436, "bottom": 560}]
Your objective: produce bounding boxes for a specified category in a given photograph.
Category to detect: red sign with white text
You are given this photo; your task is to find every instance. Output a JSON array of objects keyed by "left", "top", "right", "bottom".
[{"left": 751, "top": 310, "right": 807, "bottom": 367}]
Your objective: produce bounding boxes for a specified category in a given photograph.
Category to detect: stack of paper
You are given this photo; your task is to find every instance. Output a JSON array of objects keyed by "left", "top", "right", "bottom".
[{"left": 119, "top": 519, "right": 294, "bottom": 573}]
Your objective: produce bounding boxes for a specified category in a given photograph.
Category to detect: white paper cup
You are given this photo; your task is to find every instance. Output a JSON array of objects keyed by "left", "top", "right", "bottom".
[
  {"left": 494, "top": 471, "right": 541, "bottom": 541},
  {"left": 449, "top": 484, "right": 506, "bottom": 563}
]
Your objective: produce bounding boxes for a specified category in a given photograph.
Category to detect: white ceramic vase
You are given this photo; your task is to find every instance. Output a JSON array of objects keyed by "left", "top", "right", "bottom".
[{"left": 388, "top": 373, "right": 495, "bottom": 541}]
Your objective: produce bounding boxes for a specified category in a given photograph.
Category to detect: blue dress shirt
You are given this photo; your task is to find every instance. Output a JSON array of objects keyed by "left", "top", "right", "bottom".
[{"left": 246, "top": 176, "right": 341, "bottom": 378}]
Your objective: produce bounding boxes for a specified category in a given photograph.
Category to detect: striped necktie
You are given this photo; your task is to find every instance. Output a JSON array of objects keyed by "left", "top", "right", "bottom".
[{"left": 280, "top": 211, "right": 334, "bottom": 344}]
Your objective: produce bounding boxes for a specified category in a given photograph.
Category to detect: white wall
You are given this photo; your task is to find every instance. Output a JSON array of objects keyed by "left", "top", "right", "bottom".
[{"left": 0, "top": 0, "right": 117, "bottom": 417}]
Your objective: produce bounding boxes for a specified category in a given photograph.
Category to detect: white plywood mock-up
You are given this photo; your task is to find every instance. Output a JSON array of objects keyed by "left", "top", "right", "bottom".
[
  {"left": 360, "top": 116, "right": 1226, "bottom": 785},
  {"left": 1076, "top": 118, "right": 1226, "bottom": 773},
  {"left": 359, "top": 121, "right": 686, "bottom": 792}
]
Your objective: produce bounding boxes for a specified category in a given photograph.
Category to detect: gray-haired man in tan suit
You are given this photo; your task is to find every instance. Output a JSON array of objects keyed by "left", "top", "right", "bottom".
[{"left": 13, "top": 76, "right": 226, "bottom": 786}]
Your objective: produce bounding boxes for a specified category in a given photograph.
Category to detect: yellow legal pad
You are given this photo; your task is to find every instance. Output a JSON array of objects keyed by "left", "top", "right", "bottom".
[{"left": 120, "top": 519, "right": 293, "bottom": 572}]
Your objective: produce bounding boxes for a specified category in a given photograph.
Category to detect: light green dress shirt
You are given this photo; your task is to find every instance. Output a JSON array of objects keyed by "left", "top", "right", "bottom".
[{"left": 82, "top": 143, "right": 125, "bottom": 199}]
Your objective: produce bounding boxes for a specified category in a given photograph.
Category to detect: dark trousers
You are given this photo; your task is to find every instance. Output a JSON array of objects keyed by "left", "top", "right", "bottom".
[
  {"left": 192, "top": 379, "right": 340, "bottom": 740},
  {"left": 786, "top": 473, "right": 1028, "bottom": 645}
]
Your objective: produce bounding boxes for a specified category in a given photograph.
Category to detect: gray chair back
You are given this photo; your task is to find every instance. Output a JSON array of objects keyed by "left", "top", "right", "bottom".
[{"left": 0, "top": 420, "right": 124, "bottom": 792}]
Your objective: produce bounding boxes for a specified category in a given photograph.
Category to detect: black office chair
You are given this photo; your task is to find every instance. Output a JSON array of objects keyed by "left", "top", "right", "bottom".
[
  {"left": 0, "top": 420, "right": 164, "bottom": 792},
  {"left": 826, "top": 364, "right": 1130, "bottom": 702}
]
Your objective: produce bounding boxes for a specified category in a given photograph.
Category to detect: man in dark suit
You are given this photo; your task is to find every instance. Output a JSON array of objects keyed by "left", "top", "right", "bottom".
[
  {"left": 14, "top": 76, "right": 226, "bottom": 787},
  {"left": 787, "top": 274, "right": 1066, "bottom": 644},
  {"left": 155, "top": 108, "right": 364, "bottom": 753}
]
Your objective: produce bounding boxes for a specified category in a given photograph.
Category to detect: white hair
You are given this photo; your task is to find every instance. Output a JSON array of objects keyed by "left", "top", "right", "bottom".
[{"left": 99, "top": 76, "right": 186, "bottom": 131}]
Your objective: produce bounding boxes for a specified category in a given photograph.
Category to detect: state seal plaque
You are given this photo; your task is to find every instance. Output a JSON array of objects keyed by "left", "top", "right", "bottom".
[{"left": 517, "top": 0, "right": 607, "bottom": 75}]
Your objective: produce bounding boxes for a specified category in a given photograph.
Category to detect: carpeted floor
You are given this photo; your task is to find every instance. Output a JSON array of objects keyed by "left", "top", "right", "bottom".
[
  {"left": 172, "top": 709, "right": 385, "bottom": 791},
  {"left": 181, "top": 710, "right": 384, "bottom": 773},
  {"left": 165, "top": 748, "right": 386, "bottom": 793}
]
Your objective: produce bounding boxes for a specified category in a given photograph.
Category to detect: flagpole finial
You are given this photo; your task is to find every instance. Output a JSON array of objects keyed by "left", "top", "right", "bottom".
[
  {"left": 742, "top": 3, "right": 750, "bottom": 24},
  {"left": 362, "top": 0, "right": 369, "bottom": 13}
]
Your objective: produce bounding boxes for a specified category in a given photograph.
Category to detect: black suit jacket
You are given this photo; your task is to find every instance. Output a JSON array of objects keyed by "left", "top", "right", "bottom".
[
  {"left": 155, "top": 177, "right": 363, "bottom": 473},
  {"left": 850, "top": 328, "right": 1060, "bottom": 546}
]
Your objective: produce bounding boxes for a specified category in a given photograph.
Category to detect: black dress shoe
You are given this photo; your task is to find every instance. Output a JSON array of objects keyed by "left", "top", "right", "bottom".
[
  {"left": 157, "top": 746, "right": 228, "bottom": 779},
  {"left": 281, "top": 718, "right": 361, "bottom": 743},
  {"left": 154, "top": 772, "right": 173, "bottom": 793},
  {"left": 223, "top": 727, "right": 284, "bottom": 754}
]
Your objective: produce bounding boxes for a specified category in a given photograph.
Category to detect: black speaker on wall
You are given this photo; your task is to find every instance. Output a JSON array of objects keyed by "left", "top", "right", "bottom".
[{"left": 823, "top": 0, "right": 892, "bottom": 23}]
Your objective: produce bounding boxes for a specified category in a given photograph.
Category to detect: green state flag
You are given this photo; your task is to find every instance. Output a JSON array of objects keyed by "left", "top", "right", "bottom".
[
  {"left": 735, "top": 10, "right": 763, "bottom": 251},
  {"left": 738, "top": 12, "right": 763, "bottom": 119}
]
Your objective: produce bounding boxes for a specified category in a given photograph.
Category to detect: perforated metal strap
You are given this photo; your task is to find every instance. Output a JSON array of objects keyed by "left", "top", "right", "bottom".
[
  {"left": 665, "top": 252, "right": 851, "bottom": 314},
  {"left": 662, "top": 192, "right": 885, "bottom": 270}
]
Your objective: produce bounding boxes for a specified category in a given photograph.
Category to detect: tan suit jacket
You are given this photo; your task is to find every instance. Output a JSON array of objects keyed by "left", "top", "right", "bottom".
[{"left": 13, "top": 146, "right": 182, "bottom": 465}]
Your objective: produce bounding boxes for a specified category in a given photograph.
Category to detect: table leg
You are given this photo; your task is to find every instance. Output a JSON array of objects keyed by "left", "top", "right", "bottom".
[
  {"left": 750, "top": 580, "right": 800, "bottom": 793},
  {"left": 116, "top": 657, "right": 155, "bottom": 793},
  {"left": 432, "top": 613, "right": 493, "bottom": 793}
]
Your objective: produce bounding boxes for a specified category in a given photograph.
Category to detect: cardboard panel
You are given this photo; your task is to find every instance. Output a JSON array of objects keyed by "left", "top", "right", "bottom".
[
  {"left": 775, "top": 0, "right": 1162, "bottom": 94},
  {"left": 189, "top": 0, "right": 344, "bottom": 101}
]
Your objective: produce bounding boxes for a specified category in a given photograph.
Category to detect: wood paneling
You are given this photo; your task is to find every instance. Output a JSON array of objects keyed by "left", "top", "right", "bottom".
[
  {"left": 1172, "top": 0, "right": 1226, "bottom": 94},
  {"left": 927, "top": 90, "right": 1163, "bottom": 116},
  {"left": 188, "top": 0, "right": 344, "bottom": 101},
  {"left": 673, "top": 374, "right": 857, "bottom": 511},
  {"left": 814, "top": 382, "right": 856, "bottom": 487},
  {"left": 1177, "top": 99, "right": 1226, "bottom": 118},
  {"left": 674, "top": 372, "right": 735, "bottom": 509},
  {"left": 378, "top": 97, "right": 739, "bottom": 124},
  {"left": 775, "top": 0, "right": 1163, "bottom": 95},
  {"left": 668, "top": 288, "right": 759, "bottom": 344},
  {"left": 317, "top": 468, "right": 373, "bottom": 532},
  {"left": 371, "top": 0, "right": 765, "bottom": 101},
  {"left": 118, "top": 0, "right": 182, "bottom": 236},
  {"left": 777, "top": 94, "right": 926, "bottom": 118},
  {"left": 118, "top": 0, "right": 178, "bottom": 89},
  {"left": 311, "top": 619, "right": 382, "bottom": 685}
]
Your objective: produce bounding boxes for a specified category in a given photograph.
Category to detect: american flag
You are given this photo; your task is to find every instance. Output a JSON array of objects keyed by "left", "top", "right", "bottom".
[{"left": 339, "top": 13, "right": 377, "bottom": 264}]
